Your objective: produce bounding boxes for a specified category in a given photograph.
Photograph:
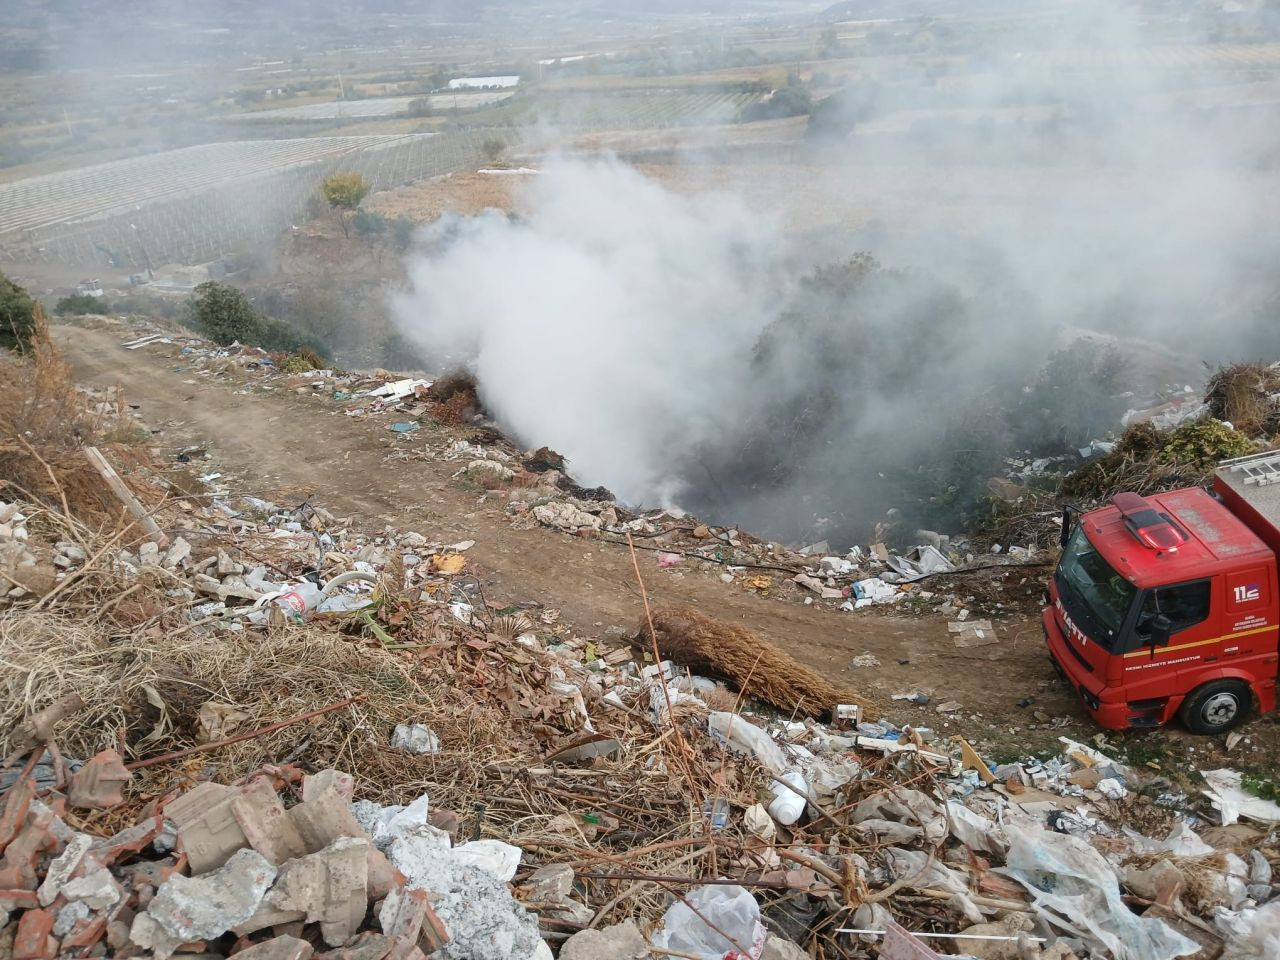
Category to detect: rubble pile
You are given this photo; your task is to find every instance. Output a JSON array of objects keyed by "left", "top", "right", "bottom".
[
  {"left": 9, "top": 320, "right": 1280, "bottom": 959},
  {"left": 108, "top": 319, "right": 1049, "bottom": 623}
]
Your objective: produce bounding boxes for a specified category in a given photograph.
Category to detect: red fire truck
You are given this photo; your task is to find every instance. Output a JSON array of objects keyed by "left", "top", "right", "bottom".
[{"left": 1044, "top": 450, "right": 1280, "bottom": 733}]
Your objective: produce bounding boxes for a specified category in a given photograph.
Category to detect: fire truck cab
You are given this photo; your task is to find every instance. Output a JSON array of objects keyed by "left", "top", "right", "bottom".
[{"left": 1044, "top": 451, "right": 1280, "bottom": 733}]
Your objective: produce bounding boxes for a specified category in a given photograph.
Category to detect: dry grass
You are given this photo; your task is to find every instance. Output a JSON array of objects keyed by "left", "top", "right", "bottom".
[
  {"left": 0, "top": 608, "right": 436, "bottom": 794},
  {"left": 0, "top": 316, "right": 150, "bottom": 524},
  {"left": 1206, "top": 362, "right": 1280, "bottom": 437},
  {"left": 637, "top": 606, "right": 875, "bottom": 719}
]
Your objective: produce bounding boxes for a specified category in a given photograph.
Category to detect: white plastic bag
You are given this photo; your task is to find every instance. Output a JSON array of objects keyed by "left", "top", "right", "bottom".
[
  {"left": 998, "top": 824, "right": 1199, "bottom": 960},
  {"left": 649, "top": 884, "right": 766, "bottom": 960},
  {"left": 1215, "top": 901, "right": 1280, "bottom": 960},
  {"left": 707, "top": 713, "right": 788, "bottom": 775}
]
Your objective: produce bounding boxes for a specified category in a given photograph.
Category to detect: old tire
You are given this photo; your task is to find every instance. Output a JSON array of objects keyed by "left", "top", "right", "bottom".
[{"left": 1178, "top": 680, "right": 1252, "bottom": 735}]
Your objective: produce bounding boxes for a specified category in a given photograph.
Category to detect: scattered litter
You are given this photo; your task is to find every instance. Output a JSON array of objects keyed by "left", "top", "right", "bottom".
[
  {"left": 949, "top": 619, "right": 998, "bottom": 647},
  {"left": 391, "top": 723, "right": 441, "bottom": 754}
]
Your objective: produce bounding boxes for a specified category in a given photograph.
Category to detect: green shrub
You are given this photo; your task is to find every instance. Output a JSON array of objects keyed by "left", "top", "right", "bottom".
[
  {"left": 353, "top": 209, "right": 387, "bottom": 237},
  {"left": 0, "top": 272, "right": 38, "bottom": 352},
  {"left": 54, "top": 293, "right": 111, "bottom": 316},
  {"left": 187, "top": 281, "right": 260, "bottom": 345},
  {"left": 1158, "top": 419, "right": 1253, "bottom": 469}
]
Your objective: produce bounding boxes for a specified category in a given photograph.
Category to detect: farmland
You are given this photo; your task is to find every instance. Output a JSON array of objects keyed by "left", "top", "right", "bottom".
[
  {"left": 474, "top": 88, "right": 764, "bottom": 128},
  {"left": 228, "top": 91, "right": 515, "bottom": 122},
  {"left": 0, "top": 132, "right": 496, "bottom": 269}
]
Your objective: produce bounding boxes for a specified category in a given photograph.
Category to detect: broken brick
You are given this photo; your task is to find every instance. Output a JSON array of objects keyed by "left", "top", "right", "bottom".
[
  {"left": 379, "top": 886, "right": 448, "bottom": 956},
  {"left": 67, "top": 751, "right": 132, "bottom": 811},
  {"left": 378, "top": 887, "right": 424, "bottom": 942},
  {"left": 166, "top": 783, "right": 247, "bottom": 875},
  {"left": 0, "top": 888, "right": 39, "bottom": 913},
  {"left": 14, "top": 907, "right": 57, "bottom": 960},
  {"left": 0, "top": 777, "right": 36, "bottom": 851},
  {"left": 267, "top": 837, "right": 368, "bottom": 948},
  {"left": 302, "top": 770, "right": 353, "bottom": 804},
  {"left": 386, "top": 941, "right": 427, "bottom": 960},
  {"left": 0, "top": 810, "right": 60, "bottom": 892},
  {"left": 288, "top": 797, "right": 397, "bottom": 900},
  {"left": 61, "top": 916, "right": 108, "bottom": 952},
  {"left": 230, "top": 935, "right": 314, "bottom": 960},
  {"left": 314, "top": 932, "right": 393, "bottom": 960},
  {"left": 232, "top": 778, "right": 307, "bottom": 866},
  {"left": 88, "top": 816, "right": 162, "bottom": 868}
]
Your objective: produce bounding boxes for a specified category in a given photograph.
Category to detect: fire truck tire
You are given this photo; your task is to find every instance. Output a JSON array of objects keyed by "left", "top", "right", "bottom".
[{"left": 1178, "top": 680, "right": 1252, "bottom": 735}]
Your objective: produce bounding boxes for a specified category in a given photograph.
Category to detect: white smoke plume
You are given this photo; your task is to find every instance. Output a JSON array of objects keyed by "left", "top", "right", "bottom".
[
  {"left": 393, "top": 159, "right": 791, "bottom": 507},
  {"left": 390, "top": 0, "right": 1280, "bottom": 544}
]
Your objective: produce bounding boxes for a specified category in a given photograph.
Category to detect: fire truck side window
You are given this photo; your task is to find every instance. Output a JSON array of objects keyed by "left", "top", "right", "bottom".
[{"left": 1137, "top": 580, "right": 1211, "bottom": 637}]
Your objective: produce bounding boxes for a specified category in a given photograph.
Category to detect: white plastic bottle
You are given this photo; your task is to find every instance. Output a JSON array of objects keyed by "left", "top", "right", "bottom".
[
  {"left": 767, "top": 769, "right": 809, "bottom": 826},
  {"left": 272, "top": 580, "right": 324, "bottom": 621}
]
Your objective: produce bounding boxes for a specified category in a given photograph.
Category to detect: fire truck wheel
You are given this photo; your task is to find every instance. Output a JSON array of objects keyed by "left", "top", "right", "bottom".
[{"left": 1178, "top": 680, "right": 1252, "bottom": 735}]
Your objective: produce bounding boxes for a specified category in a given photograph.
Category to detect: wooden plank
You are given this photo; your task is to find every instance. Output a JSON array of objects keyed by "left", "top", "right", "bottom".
[{"left": 83, "top": 446, "right": 168, "bottom": 546}]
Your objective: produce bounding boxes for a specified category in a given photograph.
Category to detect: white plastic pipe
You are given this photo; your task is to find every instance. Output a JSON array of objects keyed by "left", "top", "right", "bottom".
[{"left": 836, "top": 929, "right": 1047, "bottom": 942}]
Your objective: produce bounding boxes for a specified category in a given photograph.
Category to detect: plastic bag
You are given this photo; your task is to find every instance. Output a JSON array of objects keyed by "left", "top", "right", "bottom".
[
  {"left": 998, "top": 823, "right": 1198, "bottom": 960},
  {"left": 946, "top": 801, "right": 1008, "bottom": 856},
  {"left": 1215, "top": 901, "right": 1280, "bottom": 960},
  {"left": 707, "top": 713, "right": 787, "bottom": 775},
  {"left": 649, "top": 884, "right": 766, "bottom": 960},
  {"left": 854, "top": 788, "right": 946, "bottom": 845}
]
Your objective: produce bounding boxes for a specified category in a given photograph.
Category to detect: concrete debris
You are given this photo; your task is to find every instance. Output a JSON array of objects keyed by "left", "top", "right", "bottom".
[
  {"left": 558, "top": 920, "right": 650, "bottom": 960},
  {"left": 532, "top": 501, "right": 602, "bottom": 533},
  {"left": 759, "top": 934, "right": 812, "bottom": 960},
  {"left": 234, "top": 935, "right": 316, "bottom": 960},
  {"left": 145, "top": 848, "right": 278, "bottom": 941},
  {"left": 60, "top": 868, "right": 122, "bottom": 909},
  {"left": 389, "top": 829, "right": 542, "bottom": 960}
]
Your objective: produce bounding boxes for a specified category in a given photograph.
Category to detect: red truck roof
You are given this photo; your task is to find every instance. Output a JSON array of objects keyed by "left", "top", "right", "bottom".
[{"left": 1085, "top": 485, "right": 1271, "bottom": 588}]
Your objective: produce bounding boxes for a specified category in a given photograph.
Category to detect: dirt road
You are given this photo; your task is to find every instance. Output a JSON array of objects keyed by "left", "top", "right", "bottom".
[{"left": 58, "top": 321, "right": 1084, "bottom": 743}]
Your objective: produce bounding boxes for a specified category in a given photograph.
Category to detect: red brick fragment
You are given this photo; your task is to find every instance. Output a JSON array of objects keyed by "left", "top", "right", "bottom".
[
  {"left": 0, "top": 778, "right": 36, "bottom": 851},
  {"left": 0, "top": 888, "right": 39, "bottom": 912},
  {"left": 67, "top": 751, "right": 132, "bottom": 811},
  {"left": 61, "top": 916, "right": 108, "bottom": 951},
  {"left": 13, "top": 907, "right": 57, "bottom": 960},
  {"left": 314, "top": 932, "right": 393, "bottom": 960},
  {"left": 231, "top": 936, "right": 315, "bottom": 960}
]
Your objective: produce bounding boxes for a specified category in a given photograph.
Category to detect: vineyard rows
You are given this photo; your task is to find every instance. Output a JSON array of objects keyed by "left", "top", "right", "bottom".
[
  {"left": 503, "top": 90, "right": 762, "bottom": 129},
  {"left": 0, "top": 132, "right": 494, "bottom": 269},
  {"left": 1013, "top": 42, "right": 1280, "bottom": 69},
  {"left": 231, "top": 91, "right": 515, "bottom": 122}
]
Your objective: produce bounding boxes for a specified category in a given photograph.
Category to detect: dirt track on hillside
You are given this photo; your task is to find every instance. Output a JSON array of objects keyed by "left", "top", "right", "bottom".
[{"left": 58, "top": 321, "right": 1090, "bottom": 745}]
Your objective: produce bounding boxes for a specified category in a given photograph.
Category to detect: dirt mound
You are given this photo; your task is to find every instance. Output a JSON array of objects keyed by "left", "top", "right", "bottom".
[{"left": 636, "top": 606, "right": 874, "bottom": 719}]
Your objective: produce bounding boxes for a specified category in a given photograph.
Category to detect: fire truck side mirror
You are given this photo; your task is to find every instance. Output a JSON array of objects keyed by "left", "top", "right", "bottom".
[
  {"left": 1149, "top": 613, "right": 1173, "bottom": 647},
  {"left": 1060, "top": 506, "right": 1075, "bottom": 549}
]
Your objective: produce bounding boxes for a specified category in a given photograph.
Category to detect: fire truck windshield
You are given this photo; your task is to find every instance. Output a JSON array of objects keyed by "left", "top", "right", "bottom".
[{"left": 1056, "top": 525, "right": 1136, "bottom": 647}]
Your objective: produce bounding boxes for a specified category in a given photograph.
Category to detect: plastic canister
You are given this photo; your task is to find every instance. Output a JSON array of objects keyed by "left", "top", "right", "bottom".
[{"left": 767, "top": 769, "right": 809, "bottom": 826}]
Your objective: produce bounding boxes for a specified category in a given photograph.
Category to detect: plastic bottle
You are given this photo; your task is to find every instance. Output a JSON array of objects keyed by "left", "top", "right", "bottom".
[
  {"left": 271, "top": 580, "right": 324, "bottom": 622},
  {"left": 767, "top": 768, "right": 809, "bottom": 826}
]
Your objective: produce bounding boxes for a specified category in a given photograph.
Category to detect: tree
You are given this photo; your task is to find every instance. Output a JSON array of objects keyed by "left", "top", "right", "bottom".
[
  {"left": 407, "top": 96, "right": 434, "bottom": 118},
  {"left": 0, "top": 270, "right": 37, "bottom": 352},
  {"left": 353, "top": 209, "right": 387, "bottom": 237},
  {"left": 54, "top": 293, "right": 111, "bottom": 316},
  {"left": 391, "top": 216, "right": 417, "bottom": 252},
  {"left": 319, "top": 172, "right": 371, "bottom": 237},
  {"left": 480, "top": 137, "right": 506, "bottom": 164},
  {"left": 187, "top": 281, "right": 261, "bottom": 345}
]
